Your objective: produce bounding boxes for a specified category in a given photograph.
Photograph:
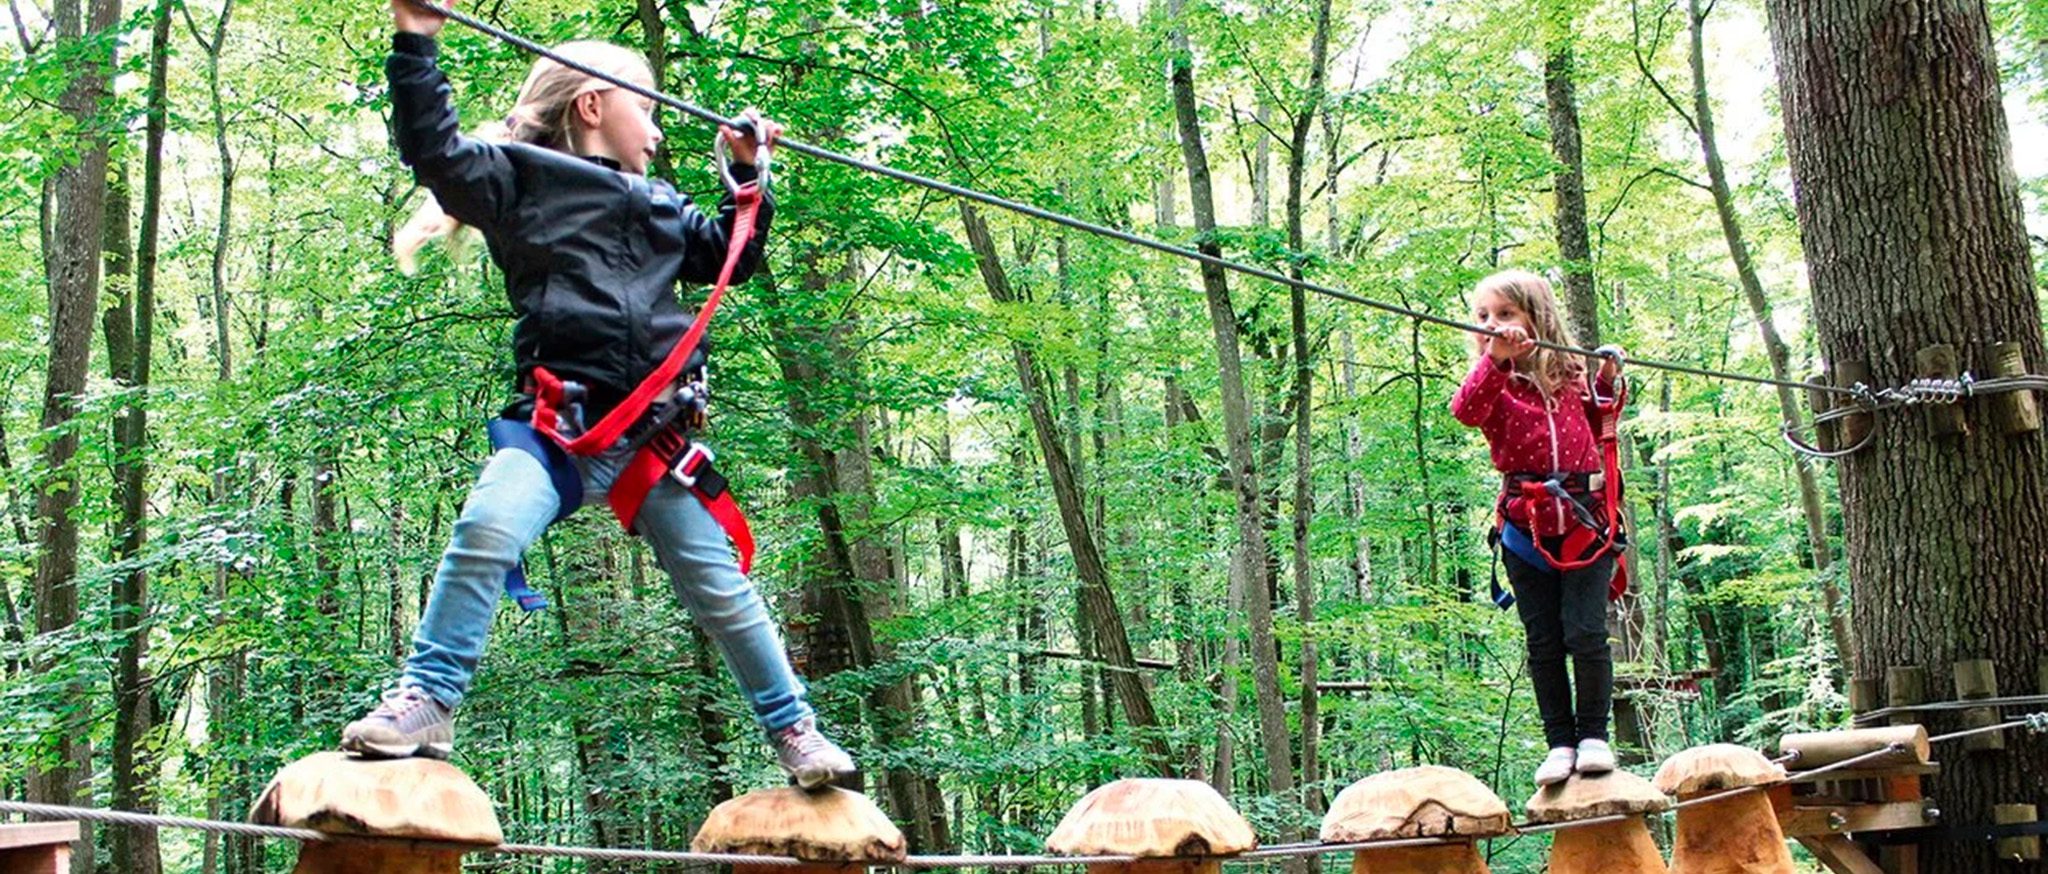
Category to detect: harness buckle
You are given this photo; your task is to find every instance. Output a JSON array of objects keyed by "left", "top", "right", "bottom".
[{"left": 672, "top": 441, "right": 716, "bottom": 488}]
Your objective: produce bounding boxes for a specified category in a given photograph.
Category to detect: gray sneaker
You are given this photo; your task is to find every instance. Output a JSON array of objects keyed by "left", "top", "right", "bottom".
[
  {"left": 769, "top": 717, "right": 856, "bottom": 790},
  {"left": 340, "top": 686, "right": 454, "bottom": 760}
]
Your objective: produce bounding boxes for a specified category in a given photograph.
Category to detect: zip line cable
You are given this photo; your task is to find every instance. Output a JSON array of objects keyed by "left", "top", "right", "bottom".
[{"left": 398, "top": 0, "right": 1866, "bottom": 401}]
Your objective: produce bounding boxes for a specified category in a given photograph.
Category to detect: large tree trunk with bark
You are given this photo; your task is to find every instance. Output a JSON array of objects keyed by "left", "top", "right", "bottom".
[
  {"left": 30, "top": 5, "right": 118, "bottom": 871},
  {"left": 1765, "top": 0, "right": 2046, "bottom": 868},
  {"left": 1167, "top": 0, "right": 1294, "bottom": 804}
]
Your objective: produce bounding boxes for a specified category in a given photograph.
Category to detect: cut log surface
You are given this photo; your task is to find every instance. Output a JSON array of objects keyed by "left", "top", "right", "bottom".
[
  {"left": 1045, "top": 779, "right": 1256, "bottom": 857},
  {"left": 1654, "top": 744, "right": 1785, "bottom": 796},
  {"left": 1525, "top": 770, "right": 1669, "bottom": 822},
  {"left": 1321, "top": 766, "right": 1513, "bottom": 842},
  {"left": 1778, "top": 725, "right": 1929, "bottom": 769},
  {"left": 692, "top": 787, "right": 908, "bottom": 862},
  {"left": 250, "top": 752, "right": 501, "bottom": 845}
]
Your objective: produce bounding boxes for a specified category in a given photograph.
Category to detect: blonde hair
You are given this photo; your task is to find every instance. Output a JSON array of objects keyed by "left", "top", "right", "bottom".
[
  {"left": 1472, "top": 269, "right": 1586, "bottom": 397},
  {"left": 394, "top": 41, "right": 657, "bottom": 274}
]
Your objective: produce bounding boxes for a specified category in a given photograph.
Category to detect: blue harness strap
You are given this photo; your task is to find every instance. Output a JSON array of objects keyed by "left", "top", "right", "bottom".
[
  {"left": 486, "top": 417, "right": 583, "bottom": 612},
  {"left": 1490, "top": 522, "right": 1549, "bottom": 609}
]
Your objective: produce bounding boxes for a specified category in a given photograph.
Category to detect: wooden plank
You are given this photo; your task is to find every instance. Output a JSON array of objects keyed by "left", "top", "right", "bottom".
[
  {"left": 0, "top": 823, "right": 78, "bottom": 852},
  {"left": 0, "top": 845, "right": 72, "bottom": 874},
  {"left": 1983, "top": 342, "right": 2041, "bottom": 434},
  {"left": 1880, "top": 842, "right": 1919, "bottom": 874},
  {"left": 1887, "top": 666, "right": 1928, "bottom": 729},
  {"left": 1995, "top": 804, "right": 2041, "bottom": 862},
  {"left": 1799, "top": 836, "right": 1888, "bottom": 874},
  {"left": 1780, "top": 802, "right": 1932, "bottom": 837},
  {"left": 1954, "top": 659, "right": 2007, "bottom": 753},
  {"left": 1880, "top": 775, "right": 1925, "bottom": 802}
]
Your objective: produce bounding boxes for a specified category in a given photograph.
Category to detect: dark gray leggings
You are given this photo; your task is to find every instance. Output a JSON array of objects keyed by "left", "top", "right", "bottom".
[{"left": 1504, "top": 539, "right": 1614, "bottom": 748}]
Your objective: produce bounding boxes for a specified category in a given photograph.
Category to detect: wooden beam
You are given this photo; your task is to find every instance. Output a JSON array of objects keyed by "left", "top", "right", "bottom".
[
  {"left": 0, "top": 821, "right": 79, "bottom": 874},
  {"left": 1780, "top": 801, "right": 1932, "bottom": 837},
  {"left": 0, "top": 824, "right": 78, "bottom": 852}
]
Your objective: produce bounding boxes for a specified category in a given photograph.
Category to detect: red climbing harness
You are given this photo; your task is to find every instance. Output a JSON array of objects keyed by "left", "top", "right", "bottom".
[
  {"left": 1493, "top": 359, "right": 1631, "bottom": 604},
  {"left": 524, "top": 132, "right": 769, "bottom": 574}
]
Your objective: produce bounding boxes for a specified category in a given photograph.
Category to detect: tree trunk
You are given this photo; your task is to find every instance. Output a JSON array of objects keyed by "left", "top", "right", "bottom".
[
  {"left": 1283, "top": 0, "right": 1335, "bottom": 817},
  {"left": 1679, "top": 0, "right": 1851, "bottom": 663},
  {"left": 1765, "top": 0, "right": 2045, "bottom": 866},
  {"left": 30, "top": 5, "right": 118, "bottom": 871},
  {"left": 1541, "top": 36, "right": 1599, "bottom": 347},
  {"left": 960, "top": 202, "right": 1175, "bottom": 773},
  {"left": 103, "top": 4, "right": 170, "bottom": 872},
  {"left": 1168, "top": 0, "right": 1293, "bottom": 802}
]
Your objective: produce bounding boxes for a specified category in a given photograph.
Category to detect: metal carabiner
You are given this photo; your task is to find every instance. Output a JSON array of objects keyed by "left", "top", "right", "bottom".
[{"left": 714, "top": 117, "right": 773, "bottom": 195}]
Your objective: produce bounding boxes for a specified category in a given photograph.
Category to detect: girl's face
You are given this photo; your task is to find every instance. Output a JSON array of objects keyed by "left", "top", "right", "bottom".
[
  {"left": 1472, "top": 288, "right": 1530, "bottom": 346},
  {"left": 577, "top": 87, "right": 663, "bottom": 175}
]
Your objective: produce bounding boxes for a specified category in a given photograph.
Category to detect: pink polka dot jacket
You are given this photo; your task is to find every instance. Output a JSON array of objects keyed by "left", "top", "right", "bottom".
[{"left": 1450, "top": 355, "right": 1616, "bottom": 538}]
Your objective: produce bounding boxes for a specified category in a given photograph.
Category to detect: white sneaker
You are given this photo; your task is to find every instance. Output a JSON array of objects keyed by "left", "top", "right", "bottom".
[
  {"left": 1534, "top": 746, "right": 1577, "bottom": 786},
  {"left": 769, "top": 716, "right": 857, "bottom": 790},
  {"left": 1576, "top": 738, "right": 1616, "bottom": 774}
]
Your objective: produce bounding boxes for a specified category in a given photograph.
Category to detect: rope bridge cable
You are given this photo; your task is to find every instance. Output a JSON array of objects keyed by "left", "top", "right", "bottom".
[
  {"left": 394, "top": 0, "right": 1862, "bottom": 402},
  {"left": 4, "top": 715, "right": 2041, "bottom": 864}
]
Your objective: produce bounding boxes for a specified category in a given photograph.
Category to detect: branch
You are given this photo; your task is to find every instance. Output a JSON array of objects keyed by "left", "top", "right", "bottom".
[
  {"left": 1650, "top": 166, "right": 1712, "bottom": 192},
  {"left": 1629, "top": 0, "right": 1699, "bottom": 133},
  {"left": 8, "top": 0, "right": 49, "bottom": 55}
]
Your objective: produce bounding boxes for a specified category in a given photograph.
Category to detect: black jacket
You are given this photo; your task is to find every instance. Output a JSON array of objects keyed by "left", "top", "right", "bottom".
[{"left": 386, "top": 33, "right": 772, "bottom": 418}]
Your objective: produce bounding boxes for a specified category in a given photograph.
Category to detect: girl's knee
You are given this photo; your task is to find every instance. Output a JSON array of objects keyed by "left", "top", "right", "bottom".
[{"left": 1564, "top": 627, "right": 1610, "bottom": 658}]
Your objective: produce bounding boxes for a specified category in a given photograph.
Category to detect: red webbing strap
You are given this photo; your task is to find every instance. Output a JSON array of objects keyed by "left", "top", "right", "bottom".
[
  {"left": 1527, "top": 377, "right": 1630, "bottom": 574},
  {"left": 531, "top": 184, "right": 763, "bottom": 456},
  {"left": 695, "top": 484, "right": 756, "bottom": 576},
  {"left": 608, "top": 445, "right": 758, "bottom": 575}
]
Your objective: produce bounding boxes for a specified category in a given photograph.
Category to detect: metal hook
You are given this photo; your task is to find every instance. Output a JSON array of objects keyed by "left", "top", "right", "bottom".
[{"left": 714, "top": 117, "right": 773, "bottom": 194}]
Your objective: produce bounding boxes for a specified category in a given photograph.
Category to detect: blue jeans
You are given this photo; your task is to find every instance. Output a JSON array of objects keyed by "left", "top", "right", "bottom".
[{"left": 402, "top": 442, "right": 813, "bottom": 732}]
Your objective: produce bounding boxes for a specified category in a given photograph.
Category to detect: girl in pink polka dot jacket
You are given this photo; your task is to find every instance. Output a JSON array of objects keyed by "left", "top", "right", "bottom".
[{"left": 1449, "top": 269, "right": 1624, "bottom": 788}]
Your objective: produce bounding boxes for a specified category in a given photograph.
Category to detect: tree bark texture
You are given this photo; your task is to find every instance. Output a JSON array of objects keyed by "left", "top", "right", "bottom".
[
  {"left": 1765, "top": 0, "right": 2045, "bottom": 867},
  {"left": 1168, "top": 0, "right": 1294, "bottom": 801},
  {"left": 30, "top": 8, "right": 118, "bottom": 873},
  {"left": 1542, "top": 43, "right": 1600, "bottom": 348}
]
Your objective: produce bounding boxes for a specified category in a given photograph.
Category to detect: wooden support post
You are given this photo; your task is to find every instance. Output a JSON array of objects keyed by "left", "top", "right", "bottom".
[
  {"left": 0, "top": 822, "right": 79, "bottom": 874},
  {"left": 1836, "top": 360, "right": 1874, "bottom": 447},
  {"left": 1983, "top": 342, "right": 2042, "bottom": 435},
  {"left": 1994, "top": 804, "right": 2041, "bottom": 863},
  {"left": 1881, "top": 666, "right": 1927, "bottom": 874},
  {"left": 1886, "top": 666, "right": 1927, "bottom": 728},
  {"left": 1807, "top": 374, "right": 1837, "bottom": 452},
  {"left": 1954, "top": 659, "right": 2006, "bottom": 753},
  {"left": 1915, "top": 345, "right": 1967, "bottom": 437},
  {"left": 1848, "top": 677, "right": 1882, "bottom": 715}
]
